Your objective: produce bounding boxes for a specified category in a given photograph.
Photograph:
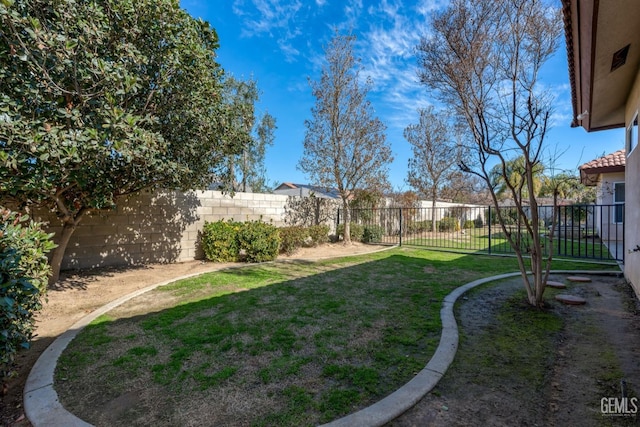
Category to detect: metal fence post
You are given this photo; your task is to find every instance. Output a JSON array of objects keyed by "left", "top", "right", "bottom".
[
  {"left": 557, "top": 206, "right": 561, "bottom": 256},
  {"left": 487, "top": 205, "right": 492, "bottom": 255},
  {"left": 399, "top": 207, "right": 403, "bottom": 247}
]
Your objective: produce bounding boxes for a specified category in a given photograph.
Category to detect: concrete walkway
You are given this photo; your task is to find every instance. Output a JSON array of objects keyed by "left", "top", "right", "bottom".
[{"left": 23, "top": 264, "right": 620, "bottom": 427}]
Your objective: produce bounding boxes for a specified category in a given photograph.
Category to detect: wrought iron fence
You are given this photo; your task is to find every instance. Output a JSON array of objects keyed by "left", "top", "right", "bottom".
[{"left": 336, "top": 204, "right": 624, "bottom": 264}]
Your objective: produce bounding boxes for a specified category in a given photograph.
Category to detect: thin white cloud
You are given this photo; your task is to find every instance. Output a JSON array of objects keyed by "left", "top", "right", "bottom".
[
  {"left": 338, "top": 0, "right": 364, "bottom": 31},
  {"left": 348, "top": 1, "right": 434, "bottom": 133},
  {"left": 232, "top": 0, "right": 304, "bottom": 60},
  {"left": 279, "top": 41, "right": 301, "bottom": 62},
  {"left": 233, "top": 0, "right": 302, "bottom": 37},
  {"left": 415, "top": 0, "right": 448, "bottom": 16}
]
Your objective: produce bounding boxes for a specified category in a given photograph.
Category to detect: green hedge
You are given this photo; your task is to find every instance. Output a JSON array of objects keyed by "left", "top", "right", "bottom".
[
  {"left": 438, "top": 217, "right": 460, "bottom": 232},
  {"left": 201, "top": 220, "right": 241, "bottom": 262},
  {"left": 278, "top": 226, "right": 307, "bottom": 255},
  {"left": 406, "top": 220, "right": 431, "bottom": 234},
  {"left": 1, "top": 209, "right": 55, "bottom": 381},
  {"left": 201, "top": 219, "right": 280, "bottom": 263},
  {"left": 362, "top": 225, "right": 384, "bottom": 243},
  {"left": 336, "top": 222, "right": 364, "bottom": 241},
  {"left": 463, "top": 220, "right": 475, "bottom": 230},
  {"left": 237, "top": 220, "right": 280, "bottom": 262},
  {"left": 278, "top": 225, "right": 330, "bottom": 255},
  {"left": 307, "top": 224, "right": 329, "bottom": 246}
]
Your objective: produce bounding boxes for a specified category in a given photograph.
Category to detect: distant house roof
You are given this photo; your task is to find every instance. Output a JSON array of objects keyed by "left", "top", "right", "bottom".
[
  {"left": 578, "top": 149, "right": 626, "bottom": 186},
  {"left": 273, "top": 183, "right": 340, "bottom": 199}
]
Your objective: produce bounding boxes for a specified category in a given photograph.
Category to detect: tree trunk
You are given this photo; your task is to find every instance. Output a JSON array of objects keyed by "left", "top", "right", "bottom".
[
  {"left": 431, "top": 196, "right": 437, "bottom": 232},
  {"left": 242, "top": 149, "right": 247, "bottom": 192},
  {"left": 314, "top": 198, "right": 320, "bottom": 225},
  {"left": 342, "top": 198, "right": 351, "bottom": 244},
  {"left": 48, "top": 211, "right": 86, "bottom": 286},
  {"left": 542, "top": 189, "right": 559, "bottom": 287}
]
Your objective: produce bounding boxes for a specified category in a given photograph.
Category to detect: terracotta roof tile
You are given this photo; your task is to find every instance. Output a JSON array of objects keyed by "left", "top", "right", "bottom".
[{"left": 579, "top": 149, "right": 626, "bottom": 171}]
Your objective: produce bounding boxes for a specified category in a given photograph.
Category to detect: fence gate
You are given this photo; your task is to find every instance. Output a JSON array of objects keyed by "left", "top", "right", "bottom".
[{"left": 337, "top": 204, "right": 623, "bottom": 264}]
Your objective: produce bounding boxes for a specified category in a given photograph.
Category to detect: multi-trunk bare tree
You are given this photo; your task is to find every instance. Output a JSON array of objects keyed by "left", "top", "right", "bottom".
[{"left": 416, "top": 0, "right": 563, "bottom": 306}]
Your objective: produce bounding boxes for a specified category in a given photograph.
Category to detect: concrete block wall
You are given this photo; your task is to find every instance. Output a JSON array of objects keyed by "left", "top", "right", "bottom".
[{"left": 36, "top": 190, "right": 291, "bottom": 270}]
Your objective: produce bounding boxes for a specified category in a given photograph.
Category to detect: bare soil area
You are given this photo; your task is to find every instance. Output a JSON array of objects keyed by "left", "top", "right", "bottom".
[
  {"left": 391, "top": 274, "right": 640, "bottom": 427},
  {"left": 0, "top": 242, "right": 386, "bottom": 427}
]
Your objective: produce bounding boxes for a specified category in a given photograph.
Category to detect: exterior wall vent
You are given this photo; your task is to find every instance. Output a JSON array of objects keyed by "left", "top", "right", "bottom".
[{"left": 611, "top": 44, "right": 630, "bottom": 72}]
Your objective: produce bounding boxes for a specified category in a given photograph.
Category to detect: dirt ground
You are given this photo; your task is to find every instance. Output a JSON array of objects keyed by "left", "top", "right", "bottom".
[
  {"left": 0, "top": 242, "right": 386, "bottom": 427},
  {"left": 2, "top": 244, "right": 640, "bottom": 427},
  {"left": 390, "top": 274, "right": 640, "bottom": 427}
]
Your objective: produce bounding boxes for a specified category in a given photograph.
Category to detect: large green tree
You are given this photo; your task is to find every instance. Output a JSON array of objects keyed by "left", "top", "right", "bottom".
[
  {"left": 539, "top": 172, "right": 595, "bottom": 203},
  {"left": 245, "top": 111, "right": 276, "bottom": 193},
  {"left": 0, "top": 0, "right": 240, "bottom": 283},
  {"left": 490, "top": 155, "right": 545, "bottom": 200},
  {"left": 218, "top": 76, "right": 276, "bottom": 193},
  {"left": 299, "top": 32, "right": 392, "bottom": 244}
]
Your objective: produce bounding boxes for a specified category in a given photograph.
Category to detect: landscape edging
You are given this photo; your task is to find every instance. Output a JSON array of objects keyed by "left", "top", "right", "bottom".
[
  {"left": 320, "top": 269, "right": 621, "bottom": 427},
  {"left": 24, "top": 264, "right": 620, "bottom": 426}
]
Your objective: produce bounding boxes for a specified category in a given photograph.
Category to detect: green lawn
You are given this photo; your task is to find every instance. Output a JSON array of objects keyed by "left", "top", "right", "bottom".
[
  {"left": 55, "top": 248, "right": 618, "bottom": 426},
  {"left": 402, "top": 227, "right": 617, "bottom": 262}
]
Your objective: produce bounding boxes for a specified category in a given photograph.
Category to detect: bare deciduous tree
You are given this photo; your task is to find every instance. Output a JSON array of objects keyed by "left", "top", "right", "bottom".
[
  {"left": 405, "top": 106, "right": 461, "bottom": 231},
  {"left": 299, "top": 32, "right": 393, "bottom": 243},
  {"left": 416, "top": 0, "right": 562, "bottom": 306},
  {"left": 441, "top": 171, "right": 492, "bottom": 204}
]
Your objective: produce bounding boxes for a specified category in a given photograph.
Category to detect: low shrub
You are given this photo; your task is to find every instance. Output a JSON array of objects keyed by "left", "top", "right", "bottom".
[
  {"left": 463, "top": 220, "right": 475, "bottom": 230},
  {"left": 406, "top": 220, "right": 432, "bottom": 234},
  {"left": 336, "top": 222, "right": 364, "bottom": 241},
  {"left": 438, "top": 217, "right": 460, "bottom": 232},
  {"left": 362, "top": 225, "right": 384, "bottom": 243},
  {"left": 474, "top": 217, "right": 484, "bottom": 228},
  {"left": 279, "top": 226, "right": 307, "bottom": 255},
  {"left": 201, "top": 220, "right": 240, "bottom": 262},
  {"left": 237, "top": 220, "right": 280, "bottom": 263},
  {"left": 307, "top": 224, "right": 329, "bottom": 246},
  {"left": 1, "top": 209, "right": 55, "bottom": 382}
]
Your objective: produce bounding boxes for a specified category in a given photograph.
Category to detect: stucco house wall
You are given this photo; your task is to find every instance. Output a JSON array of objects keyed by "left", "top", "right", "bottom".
[
  {"left": 624, "top": 72, "right": 640, "bottom": 296},
  {"left": 561, "top": 0, "right": 640, "bottom": 297},
  {"left": 595, "top": 172, "right": 625, "bottom": 205},
  {"left": 595, "top": 171, "right": 625, "bottom": 243}
]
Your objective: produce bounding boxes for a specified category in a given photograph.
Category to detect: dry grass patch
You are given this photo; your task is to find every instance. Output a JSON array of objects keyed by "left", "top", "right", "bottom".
[{"left": 55, "top": 248, "right": 615, "bottom": 426}]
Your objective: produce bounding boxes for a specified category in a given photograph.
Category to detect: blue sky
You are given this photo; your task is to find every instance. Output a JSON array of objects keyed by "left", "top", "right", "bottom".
[{"left": 181, "top": 0, "right": 625, "bottom": 191}]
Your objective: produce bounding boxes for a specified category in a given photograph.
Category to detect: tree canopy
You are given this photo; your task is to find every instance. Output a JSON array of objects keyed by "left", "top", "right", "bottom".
[
  {"left": 539, "top": 173, "right": 595, "bottom": 203},
  {"left": 405, "top": 106, "right": 461, "bottom": 230},
  {"left": 299, "top": 32, "right": 392, "bottom": 243},
  {"left": 416, "top": 0, "right": 562, "bottom": 306},
  {"left": 0, "top": 0, "right": 239, "bottom": 282},
  {"left": 490, "top": 156, "right": 545, "bottom": 200},
  {"left": 217, "top": 76, "right": 276, "bottom": 193}
]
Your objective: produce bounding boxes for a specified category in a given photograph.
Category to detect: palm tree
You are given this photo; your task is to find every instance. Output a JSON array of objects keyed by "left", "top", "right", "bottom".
[{"left": 490, "top": 156, "right": 544, "bottom": 200}]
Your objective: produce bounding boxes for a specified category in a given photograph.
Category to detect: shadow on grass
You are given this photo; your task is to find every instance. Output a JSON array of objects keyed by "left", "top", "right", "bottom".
[{"left": 53, "top": 249, "right": 616, "bottom": 427}]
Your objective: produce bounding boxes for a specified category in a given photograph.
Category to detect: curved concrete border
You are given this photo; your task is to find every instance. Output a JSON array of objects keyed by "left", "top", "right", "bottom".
[
  {"left": 320, "top": 269, "right": 621, "bottom": 427},
  {"left": 24, "top": 264, "right": 619, "bottom": 427},
  {"left": 23, "top": 245, "right": 396, "bottom": 426}
]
